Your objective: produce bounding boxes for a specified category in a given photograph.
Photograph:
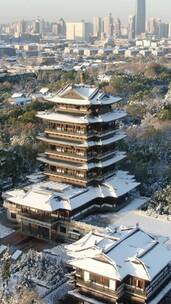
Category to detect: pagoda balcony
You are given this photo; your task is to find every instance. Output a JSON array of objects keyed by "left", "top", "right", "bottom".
[
  {"left": 45, "top": 169, "right": 88, "bottom": 181},
  {"left": 76, "top": 278, "right": 123, "bottom": 300},
  {"left": 37, "top": 130, "right": 126, "bottom": 149},
  {"left": 38, "top": 150, "right": 125, "bottom": 172},
  {"left": 45, "top": 150, "right": 91, "bottom": 163},
  {"left": 19, "top": 211, "right": 58, "bottom": 226},
  {"left": 45, "top": 129, "right": 89, "bottom": 141},
  {"left": 45, "top": 171, "right": 94, "bottom": 187},
  {"left": 45, "top": 127, "right": 119, "bottom": 140},
  {"left": 45, "top": 150, "right": 120, "bottom": 164},
  {"left": 55, "top": 105, "right": 91, "bottom": 114},
  {"left": 124, "top": 284, "right": 146, "bottom": 298}
]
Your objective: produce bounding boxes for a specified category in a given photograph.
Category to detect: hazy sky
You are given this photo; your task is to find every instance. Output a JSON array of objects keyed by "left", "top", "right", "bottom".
[{"left": 1, "top": 0, "right": 171, "bottom": 23}]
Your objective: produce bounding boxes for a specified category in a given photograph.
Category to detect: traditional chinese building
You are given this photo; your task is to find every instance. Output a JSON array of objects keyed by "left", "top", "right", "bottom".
[
  {"left": 3, "top": 84, "right": 139, "bottom": 241},
  {"left": 67, "top": 226, "right": 171, "bottom": 304}
]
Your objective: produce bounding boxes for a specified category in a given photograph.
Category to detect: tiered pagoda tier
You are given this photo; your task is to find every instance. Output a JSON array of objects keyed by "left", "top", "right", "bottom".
[{"left": 37, "top": 84, "right": 127, "bottom": 187}]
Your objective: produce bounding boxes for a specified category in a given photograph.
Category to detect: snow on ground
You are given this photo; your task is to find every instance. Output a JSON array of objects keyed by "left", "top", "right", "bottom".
[
  {"left": 114, "top": 210, "right": 171, "bottom": 240},
  {"left": 84, "top": 196, "right": 149, "bottom": 226},
  {"left": 116, "top": 197, "right": 149, "bottom": 214},
  {"left": 84, "top": 196, "right": 171, "bottom": 242},
  {"left": 0, "top": 223, "right": 14, "bottom": 239}
]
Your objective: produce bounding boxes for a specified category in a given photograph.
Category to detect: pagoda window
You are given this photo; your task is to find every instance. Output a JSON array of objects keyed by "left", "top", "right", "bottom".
[
  {"left": 60, "top": 225, "right": 66, "bottom": 234},
  {"left": 90, "top": 273, "right": 109, "bottom": 287},
  {"left": 50, "top": 145, "right": 56, "bottom": 151},
  {"left": 77, "top": 129, "right": 84, "bottom": 135},
  {"left": 49, "top": 123, "right": 56, "bottom": 129},
  {"left": 77, "top": 150, "right": 85, "bottom": 157},
  {"left": 56, "top": 125, "right": 62, "bottom": 131},
  {"left": 56, "top": 168, "right": 65, "bottom": 174},
  {"left": 11, "top": 213, "right": 16, "bottom": 219},
  {"left": 66, "top": 169, "right": 74, "bottom": 175},
  {"left": 50, "top": 166, "right": 56, "bottom": 172},
  {"left": 130, "top": 277, "right": 145, "bottom": 290},
  {"left": 76, "top": 172, "right": 85, "bottom": 178},
  {"left": 56, "top": 147, "right": 64, "bottom": 153}
]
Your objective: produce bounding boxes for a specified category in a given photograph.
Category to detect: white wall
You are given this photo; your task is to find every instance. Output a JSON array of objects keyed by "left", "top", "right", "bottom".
[{"left": 84, "top": 271, "right": 90, "bottom": 282}]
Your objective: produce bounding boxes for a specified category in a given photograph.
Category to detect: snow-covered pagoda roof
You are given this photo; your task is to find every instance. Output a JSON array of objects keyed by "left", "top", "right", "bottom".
[
  {"left": 46, "top": 84, "right": 122, "bottom": 106},
  {"left": 37, "top": 151, "right": 126, "bottom": 170},
  {"left": 37, "top": 110, "right": 127, "bottom": 124},
  {"left": 4, "top": 171, "right": 139, "bottom": 213},
  {"left": 68, "top": 227, "right": 171, "bottom": 282},
  {"left": 37, "top": 131, "right": 126, "bottom": 148}
]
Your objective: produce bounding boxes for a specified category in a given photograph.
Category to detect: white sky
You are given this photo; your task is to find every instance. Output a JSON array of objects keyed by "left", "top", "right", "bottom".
[{"left": 0, "top": 0, "right": 171, "bottom": 23}]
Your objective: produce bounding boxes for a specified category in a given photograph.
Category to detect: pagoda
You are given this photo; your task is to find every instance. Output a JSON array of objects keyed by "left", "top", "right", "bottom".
[
  {"left": 37, "top": 84, "right": 128, "bottom": 187},
  {"left": 3, "top": 84, "right": 139, "bottom": 241}
]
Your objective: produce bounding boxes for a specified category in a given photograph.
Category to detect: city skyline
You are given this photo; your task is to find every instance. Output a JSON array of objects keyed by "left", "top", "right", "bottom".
[{"left": 1, "top": 0, "right": 171, "bottom": 24}]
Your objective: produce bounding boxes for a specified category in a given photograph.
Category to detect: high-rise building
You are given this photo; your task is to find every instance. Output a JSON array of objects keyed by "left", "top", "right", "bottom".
[
  {"left": 66, "top": 21, "right": 90, "bottom": 41},
  {"left": 33, "top": 18, "right": 41, "bottom": 34},
  {"left": 128, "top": 15, "right": 135, "bottom": 41},
  {"left": 158, "top": 21, "right": 169, "bottom": 38},
  {"left": 93, "top": 16, "right": 102, "bottom": 38},
  {"left": 15, "top": 20, "right": 27, "bottom": 37},
  {"left": 168, "top": 22, "right": 171, "bottom": 38},
  {"left": 135, "top": 0, "right": 146, "bottom": 36},
  {"left": 52, "top": 23, "right": 60, "bottom": 36},
  {"left": 59, "top": 18, "right": 66, "bottom": 36},
  {"left": 103, "top": 13, "right": 113, "bottom": 37},
  {"left": 20, "top": 20, "right": 27, "bottom": 34},
  {"left": 147, "top": 18, "right": 159, "bottom": 36},
  {"left": 114, "top": 18, "right": 121, "bottom": 38}
]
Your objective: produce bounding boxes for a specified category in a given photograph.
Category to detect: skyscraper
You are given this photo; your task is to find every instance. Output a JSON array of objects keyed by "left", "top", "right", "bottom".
[
  {"left": 103, "top": 13, "right": 113, "bottom": 37},
  {"left": 59, "top": 18, "right": 66, "bottom": 36},
  {"left": 168, "top": 23, "right": 171, "bottom": 38},
  {"left": 148, "top": 18, "right": 159, "bottom": 36},
  {"left": 15, "top": 20, "right": 27, "bottom": 37},
  {"left": 114, "top": 18, "right": 121, "bottom": 38},
  {"left": 33, "top": 19, "right": 41, "bottom": 34},
  {"left": 93, "top": 16, "right": 102, "bottom": 39},
  {"left": 158, "top": 21, "right": 169, "bottom": 38},
  {"left": 128, "top": 15, "right": 135, "bottom": 41},
  {"left": 135, "top": 0, "right": 146, "bottom": 36}
]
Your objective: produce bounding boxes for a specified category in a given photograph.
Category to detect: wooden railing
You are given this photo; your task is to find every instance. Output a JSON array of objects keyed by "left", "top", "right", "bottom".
[
  {"left": 76, "top": 278, "right": 120, "bottom": 299},
  {"left": 124, "top": 284, "right": 146, "bottom": 297},
  {"left": 46, "top": 171, "right": 91, "bottom": 186},
  {"left": 45, "top": 127, "right": 118, "bottom": 139},
  {"left": 46, "top": 150, "right": 116, "bottom": 163},
  {"left": 19, "top": 211, "right": 58, "bottom": 225},
  {"left": 75, "top": 280, "right": 146, "bottom": 301}
]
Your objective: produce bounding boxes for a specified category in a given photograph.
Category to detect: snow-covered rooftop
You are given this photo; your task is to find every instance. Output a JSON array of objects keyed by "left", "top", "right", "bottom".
[
  {"left": 149, "top": 281, "right": 171, "bottom": 304},
  {"left": 36, "top": 110, "right": 127, "bottom": 124},
  {"left": 4, "top": 171, "right": 139, "bottom": 213},
  {"left": 11, "top": 92, "right": 24, "bottom": 98},
  {"left": 37, "top": 131, "right": 126, "bottom": 148},
  {"left": 40, "top": 87, "right": 49, "bottom": 95},
  {"left": 68, "top": 227, "right": 171, "bottom": 282},
  {"left": 47, "top": 84, "right": 122, "bottom": 106},
  {"left": 38, "top": 151, "right": 126, "bottom": 170},
  {"left": 0, "top": 223, "right": 14, "bottom": 239}
]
